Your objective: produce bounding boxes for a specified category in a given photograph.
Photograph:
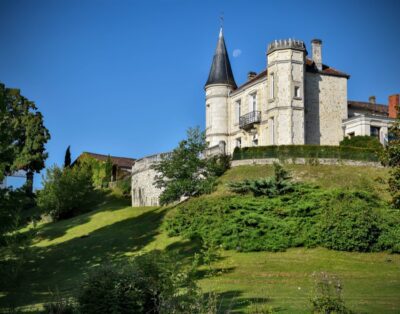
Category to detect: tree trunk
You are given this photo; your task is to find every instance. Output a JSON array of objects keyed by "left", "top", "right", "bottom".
[{"left": 26, "top": 171, "right": 34, "bottom": 195}]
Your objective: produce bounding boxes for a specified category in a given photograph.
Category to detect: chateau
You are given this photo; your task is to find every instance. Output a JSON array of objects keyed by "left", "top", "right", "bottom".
[
  {"left": 130, "top": 29, "right": 399, "bottom": 207},
  {"left": 205, "top": 29, "right": 398, "bottom": 154}
]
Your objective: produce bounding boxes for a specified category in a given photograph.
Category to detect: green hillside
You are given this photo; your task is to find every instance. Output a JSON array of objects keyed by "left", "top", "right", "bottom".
[{"left": 1, "top": 164, "right": 399, "bottom": 313}]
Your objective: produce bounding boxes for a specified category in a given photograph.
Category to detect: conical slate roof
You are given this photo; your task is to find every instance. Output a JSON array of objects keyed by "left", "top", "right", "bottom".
[{"left": 205, "top": 29, "right": 237, "bottom": 88}]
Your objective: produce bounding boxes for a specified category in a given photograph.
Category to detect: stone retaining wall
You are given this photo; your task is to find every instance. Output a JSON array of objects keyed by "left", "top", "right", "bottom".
[
  {"left": 131, "top": 152, "right": 171, "bottom": 207},
  {"left": 231, "top": 158, "right": 382, "bottom": 168}
]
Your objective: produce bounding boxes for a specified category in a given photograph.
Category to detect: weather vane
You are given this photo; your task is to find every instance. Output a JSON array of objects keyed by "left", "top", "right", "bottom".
[{"left": 220, "top": 12, "right": 224, "bottom": 29}]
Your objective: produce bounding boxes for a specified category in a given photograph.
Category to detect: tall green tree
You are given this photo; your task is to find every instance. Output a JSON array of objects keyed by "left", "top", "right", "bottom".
[
  {"left": 153, "top": 127, "right": 230, "bottom": 205},
  {"left": 382, "top": 104, "right": 400, "bottom": 208},
  {"left": 64, "top": 145, "right": 71, "bottom": 168},
  {"left": 0, "top": 83, "right": 50, "bottom": 193}
]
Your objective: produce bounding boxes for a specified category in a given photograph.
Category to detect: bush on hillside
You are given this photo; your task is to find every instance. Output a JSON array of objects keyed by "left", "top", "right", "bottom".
[
  {"left": 37, "top": 164, "right": 96, "bottom": 221},
  {"left": 166, "top": 187, "right": 397, "bottom": 253},
  {"left": 317, "top": 191, "right": 381, "bottom": 251},
  {"left": 228, "top": 163, "right": 294, "bottom": 197},
  {"left": 340, "top": 135, "right": 382, "bottom": 151},
  {"left": 78, "top": 251, "right": 216, "bottom": 314}
]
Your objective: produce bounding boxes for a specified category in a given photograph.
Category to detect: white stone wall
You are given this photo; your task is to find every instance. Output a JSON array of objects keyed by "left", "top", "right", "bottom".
[
  {"left": 305, "top": 73, "right": 347, "bottom": 145},
  {"left": 131, "top": 153, "right": 170, "bottom": 207},
  {"left": 205, "top": 84, "right": 233, "bottom": 147},
  {"left": 343, "top": 115, "right": 394, "bottom": 144}
]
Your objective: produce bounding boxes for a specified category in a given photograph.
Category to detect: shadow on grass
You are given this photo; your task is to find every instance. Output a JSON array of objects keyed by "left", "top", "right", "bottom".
[
  {"left": 35, "top": 190, "right": 131, "bottom": 242},
  {"left": 214, "top": 290, "right": 278, "bottom": 313},
  {"left": 0, "top": 207, "right": 166, "bottom": 309}
]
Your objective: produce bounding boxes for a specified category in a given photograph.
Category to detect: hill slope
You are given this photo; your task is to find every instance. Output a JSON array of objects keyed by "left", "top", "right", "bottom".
[{"left": 1, "top": 164, "right": 399, "bottom": 313}]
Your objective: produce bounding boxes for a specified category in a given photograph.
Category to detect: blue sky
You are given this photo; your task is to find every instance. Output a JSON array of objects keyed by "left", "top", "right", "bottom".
[{"left": 1, "top": 0, "right": 399, "bottom": 188}]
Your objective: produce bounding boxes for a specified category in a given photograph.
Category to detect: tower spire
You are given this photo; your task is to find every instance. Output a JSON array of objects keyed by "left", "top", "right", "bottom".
[{"left": 205, "top": 27, "right": 236, "bottom": 88}]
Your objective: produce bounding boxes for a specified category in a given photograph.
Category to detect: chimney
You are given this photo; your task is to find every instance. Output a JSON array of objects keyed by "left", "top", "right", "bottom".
[
  {"left": 389, "top": 94, "right": 400, "bottom": 119},
  {"left": 311, "top": 39, "right": 323, "bottom": 71},
  {"left": 247, "top": 71, "right": 257, "bottom": 80},
  {"left": 369, "top": 96, "right": 376, "bottom": 104}
]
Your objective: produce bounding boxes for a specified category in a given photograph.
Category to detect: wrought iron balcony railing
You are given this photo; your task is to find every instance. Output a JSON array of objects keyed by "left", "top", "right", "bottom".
[{"left": 239, "top": 111, "right": 261, "bottom": 129}]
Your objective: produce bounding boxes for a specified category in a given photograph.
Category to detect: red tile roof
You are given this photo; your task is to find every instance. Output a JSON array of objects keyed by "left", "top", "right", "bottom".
[
  {"left": 80, "top": 152, "right": 136, "bottom": 168},
  {"left": 347, "top": 101, "right": 388, "bottom": 115}
]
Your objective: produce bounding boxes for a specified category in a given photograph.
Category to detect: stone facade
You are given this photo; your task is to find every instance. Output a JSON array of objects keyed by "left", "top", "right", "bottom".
[
  {"left": 205, "top": 33, "right": 395, "bottom": 152},
  {"left": 131, "top": 153, "right": 170, "bottom": 207}
]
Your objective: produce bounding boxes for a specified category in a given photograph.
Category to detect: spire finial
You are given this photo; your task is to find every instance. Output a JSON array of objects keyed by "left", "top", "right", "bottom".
[{"left": 219, "top": 12, "right": 224, "bottom": 36}]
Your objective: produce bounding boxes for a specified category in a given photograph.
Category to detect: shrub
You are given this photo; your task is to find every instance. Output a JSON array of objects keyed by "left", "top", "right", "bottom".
[
  {"left": 37, "top": 164, "right": 95, "bottom": 221},
  {"left": 317, "top": 191, "right": 381, "bottom": 251},
  {"left": 232, "top": 145, "right": 379, "bottom": 162},
  {"left": 112, "top": 177, "right": 131, "bottom": 197},
  {"left": 228, "top": 163, "right": 294, "bottom": 197},
  {"left": 340, "top": 135, "right": 382, "bottom": 151},
  {"left": 166, "top": 187, "right": 396, "bottom": 253},
  {"left": 310, "top": 272, "right": 352, "bottom": 314},
  {"left": 43, "top": 293, "right": 78, "bottom": 314},
  {"left": 78, "top": 251, "right": 216, "bottom": 314}
]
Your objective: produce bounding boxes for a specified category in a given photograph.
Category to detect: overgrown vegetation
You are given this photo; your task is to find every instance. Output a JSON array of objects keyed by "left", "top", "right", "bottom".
[
  {"left": 228, "top": 163, "right": 294, "bottom": 197},
  {"left": 153, "top": 127, "right": 230, "bottom": 205},
  {"left": 310, "top": 272, "right": 352, "bottom": 314},
  {"left": 167, "top": 164, "right": 400, "bottom": 253},
  {"left": 232, "top": 145, "right": 380, "bottom": 162},
  {"left": 381, "top": 109, "right": 400, "bottom": 208},
  {"left": 340, "top": 135, "right": 383, "bottom": 151},
  {"left": 77, "top": 153, "right": 113, "bottom": 188},
  {"left": 37, "top": 164, "right": 96, "bottom": 221},
  {"left": 43, "top": 251, "right": 217, "bottom": 314}
]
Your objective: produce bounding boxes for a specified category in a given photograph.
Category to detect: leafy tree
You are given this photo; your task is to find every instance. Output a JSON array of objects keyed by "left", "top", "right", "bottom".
[
  {"left": 152, "top": 127, "right": 230, "bottom": 205},
  {"left": 0, "top": 83, "right": 50, "bottom": 193},
  {"left": 104, "top": 155, "right": 113, "bottom": 185},
  {"left": 64, "top": 145, "right": 71, "bottom": 168},
  {"left": 37, "top": 164, "right": 95, "bottom": 220},
  {"left": 382, "top": 105, "right": 400, "bottom": 208}
]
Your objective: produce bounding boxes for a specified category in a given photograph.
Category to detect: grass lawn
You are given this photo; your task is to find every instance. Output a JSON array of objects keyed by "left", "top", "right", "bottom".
[{"left": 0, "top": 164, "right": 398, "bottom": 313}]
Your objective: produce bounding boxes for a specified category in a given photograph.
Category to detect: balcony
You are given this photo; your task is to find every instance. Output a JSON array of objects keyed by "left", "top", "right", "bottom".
[{"left": 239, "top": 111, "right": 261, "bottom": 130}]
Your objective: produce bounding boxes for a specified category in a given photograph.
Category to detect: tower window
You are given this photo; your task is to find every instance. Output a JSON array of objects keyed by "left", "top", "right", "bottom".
[
  {"left": 206, "top": 104, "right": 211, "bottom": 128},
  {"left": 294, "top": 86, "right": 301, "bottom": 98},
  {"left": 269, "top": 73, "right": 274, "bottom": 99}
]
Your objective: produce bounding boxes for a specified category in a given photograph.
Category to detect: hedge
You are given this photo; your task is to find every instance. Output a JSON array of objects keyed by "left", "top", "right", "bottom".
[{"left": 232, "top": 145, "right": 380, "bottom": 162}]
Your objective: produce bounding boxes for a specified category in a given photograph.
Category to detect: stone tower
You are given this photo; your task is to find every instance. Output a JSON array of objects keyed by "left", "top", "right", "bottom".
[
  {"left": 266, "top": 39, "right": 306, "bottom": 145},
  {"left": 205, "top": 28, "right": 237, "bottom": 147}
]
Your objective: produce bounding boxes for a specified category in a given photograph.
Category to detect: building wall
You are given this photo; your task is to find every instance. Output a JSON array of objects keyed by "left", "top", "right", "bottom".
[
  {"left": 131, "top": 153, "right": 169, "bottom": 207},
  {"left": 305, "top": 73, "right": 347, "bottom": 145},
  {"left": 343, "top": 115, "right": 393, "bottom": 144}
]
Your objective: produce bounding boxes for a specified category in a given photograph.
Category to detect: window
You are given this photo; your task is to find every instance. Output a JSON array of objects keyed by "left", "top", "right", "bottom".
[
  {"left": 206, "top": 104, "right": 211, "bottom": 128},
  {"left": 235, "top": 100, "right": 241, "bottom": 124},
  {"left": 269, "top": 117, "right": 275, "bottom": 145},
  {"left": 269, "top": 73, "right": 274, "bottom": 99},
  {"left": 294, "top": 86, "right": 301, "bottom": 98},
  {"left": 252, "top": 134, "right": 258, "bottom": 146},
  {"left": 347, "top": 132, "right": 355, "bottom": 138},
  {"left": 235, "top": 137, "right": 241, "bottom": 148},
  {"left": 371, "top": 126, "right": 380, "bottom": 138},
  {"left": 249, "top": 93, "right": 257, "bottom": 111}
]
